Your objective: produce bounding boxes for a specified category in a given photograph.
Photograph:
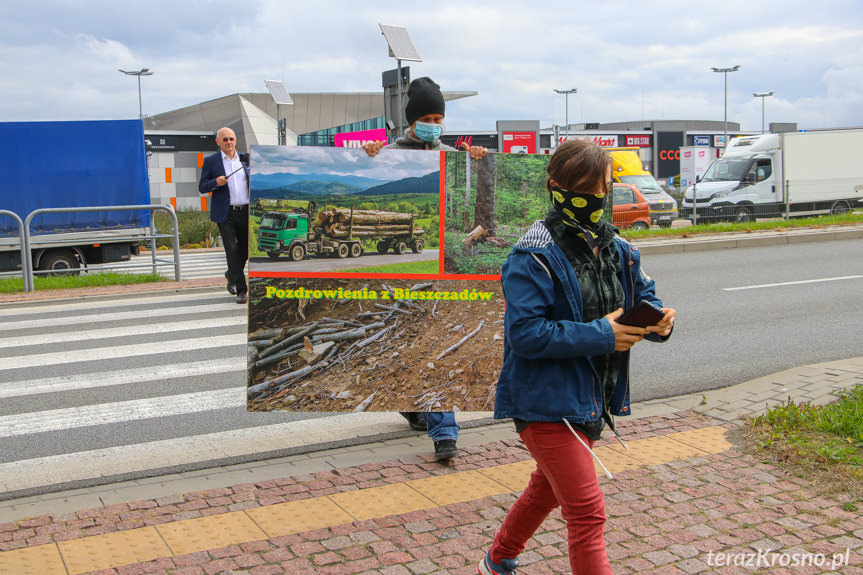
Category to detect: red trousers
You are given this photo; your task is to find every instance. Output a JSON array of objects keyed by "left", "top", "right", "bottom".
[{"left": 489, "top": 422, "right": 613, "bottom": 574}]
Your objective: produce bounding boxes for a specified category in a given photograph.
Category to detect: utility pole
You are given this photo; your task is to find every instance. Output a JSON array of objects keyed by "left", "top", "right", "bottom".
[
  {"left": 554, "top": 88, "right": 577, "bottom": 144},
  {"left": 119, "top": 68, "right": 154, "bottom": 120},
  {"left": 711, "top": 65, "right": 740, "bottom": 148},
  {"left": 753, "top": 92, "right": 774, "bottom": 134}
]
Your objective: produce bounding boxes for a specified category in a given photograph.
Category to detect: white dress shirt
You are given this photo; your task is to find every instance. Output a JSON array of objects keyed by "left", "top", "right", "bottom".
[{"left": 221, "top": 151, "right": 249, "bottom": 206}]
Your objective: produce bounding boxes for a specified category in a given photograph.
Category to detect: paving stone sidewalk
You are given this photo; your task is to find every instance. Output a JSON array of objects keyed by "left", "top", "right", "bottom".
[{"left": 2, "top": 408, "right": 861, "bottom": 575}]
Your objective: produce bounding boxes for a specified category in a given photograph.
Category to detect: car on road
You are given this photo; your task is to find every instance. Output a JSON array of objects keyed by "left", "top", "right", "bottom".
[
  {"left": 610, "top": 183, "right": 652, "bottom": 230},
  {"left": 610, "top": 148, "right": 679, "bottom": 227}
]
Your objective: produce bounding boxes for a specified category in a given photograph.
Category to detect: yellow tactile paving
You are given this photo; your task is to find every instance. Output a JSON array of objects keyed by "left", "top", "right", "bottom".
[
  {"left": 666, "top": 426, "right": 733, "bottom": 452},
  {"left": 5, "top": 425, "right": 735, "bottom": 573},
  {"left": 408, "top": 470, "right": 511, "bottom": 506},
  {"left": 247, "top": 496, "right": 355, "bottom": 537},
  {"left": 477, "top": 459, "right": 535, "bottom": 491},
  {"left": 608, "top": 434, "right": 709, "bottom": 465},
  {"left": 157, "top": 511, "right": 267, "bottom": 556},
  {"left": 327, "top": 482, "right": 437, "bottom": 521},
  {"left": 57, "top": 526, "right": 171, "bottom": 575},
  {"left": 592, "top": 445, "right": 643, "bottom": 474},
  {"left": 0, "top": 543, "right": 66, "bottom": 575}
]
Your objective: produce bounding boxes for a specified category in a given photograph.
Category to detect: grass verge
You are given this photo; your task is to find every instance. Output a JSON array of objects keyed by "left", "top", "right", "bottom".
[
  {"left": 621, "top": 211, "right": 863, "bottom": 239},
  {"left": 0, "top": 272, "right": 166, "bottom": 294},
  {"left": 744, "top": 385, "right": 863, "bottom": 507}
]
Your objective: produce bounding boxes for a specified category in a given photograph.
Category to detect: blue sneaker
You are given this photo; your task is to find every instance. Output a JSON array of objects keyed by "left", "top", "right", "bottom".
[{"left": 478, "top": 552, "right": 519, "bottom": 575}]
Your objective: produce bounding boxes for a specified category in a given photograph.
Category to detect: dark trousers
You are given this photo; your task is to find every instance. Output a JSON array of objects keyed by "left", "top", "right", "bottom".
[{"left": 218, "top": 207, "right": 248, "bottom": 295}]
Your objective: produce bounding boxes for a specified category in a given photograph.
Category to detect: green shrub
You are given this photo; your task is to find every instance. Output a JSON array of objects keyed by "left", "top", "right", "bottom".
[{"left": 150, "top": 210, "right": 219, "bottom": 248}]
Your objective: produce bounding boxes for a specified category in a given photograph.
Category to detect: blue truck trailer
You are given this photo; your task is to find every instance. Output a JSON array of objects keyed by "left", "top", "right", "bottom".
[{"left": 0, "top": 120, "right": 151, "bottom": 274}]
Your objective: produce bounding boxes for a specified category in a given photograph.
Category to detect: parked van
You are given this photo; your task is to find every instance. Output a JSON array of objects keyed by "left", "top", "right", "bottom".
[
  {"left": 681, "top": 130, "right": 863, "bottom": 222},
  {"left": 609, "top": 148, "right": 678, "bottom": 227}
]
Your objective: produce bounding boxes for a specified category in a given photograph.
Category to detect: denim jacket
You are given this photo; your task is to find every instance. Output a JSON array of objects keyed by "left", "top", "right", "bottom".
[{"left": 495, "top": 220, "right": 666, "bottom": 424}]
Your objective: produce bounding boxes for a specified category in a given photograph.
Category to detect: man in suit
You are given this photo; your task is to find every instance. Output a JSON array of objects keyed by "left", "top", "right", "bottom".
[{"left": 199, "top": 127, "right": 250, "bottom": 304}]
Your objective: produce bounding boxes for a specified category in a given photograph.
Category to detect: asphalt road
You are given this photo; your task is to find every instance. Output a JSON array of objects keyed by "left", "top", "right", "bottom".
[
  {"left": 250, "top": 246, "right": 439, "bottom": 273},
  {"left": 628, "top": 237, "right": 863, "bottom": 401},
  {"left": 2, "top": 233, "right": 860, "bottom": 498}
]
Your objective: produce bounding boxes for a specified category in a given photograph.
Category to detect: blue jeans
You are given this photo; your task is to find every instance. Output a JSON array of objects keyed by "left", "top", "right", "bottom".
[{"left": 422, "top": 412, "right": 459, "bottom": 442}]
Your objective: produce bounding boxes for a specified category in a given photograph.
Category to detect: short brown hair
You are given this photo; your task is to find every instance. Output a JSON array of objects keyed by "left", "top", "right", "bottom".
[{"left": 546, "top": 140, "right": 611, "bottom": 194}]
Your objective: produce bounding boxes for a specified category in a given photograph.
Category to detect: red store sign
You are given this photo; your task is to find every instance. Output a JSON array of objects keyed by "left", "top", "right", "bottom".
[{"left": 625, "top": 135, "right": 651, "bottom": 147}]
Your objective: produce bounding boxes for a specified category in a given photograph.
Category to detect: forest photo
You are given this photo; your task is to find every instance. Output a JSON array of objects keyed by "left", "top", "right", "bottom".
[
  {"left": 443, "top": 151, "right": 551, "bottom": 275},
  {"left": 247, "top": 146, "right": 441, "bottom": 275}
]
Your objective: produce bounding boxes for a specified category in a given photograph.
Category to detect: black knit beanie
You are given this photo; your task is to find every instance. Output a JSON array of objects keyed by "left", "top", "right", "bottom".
[{"left": 404, "top": 77, "right": 446, "bottom": 126}]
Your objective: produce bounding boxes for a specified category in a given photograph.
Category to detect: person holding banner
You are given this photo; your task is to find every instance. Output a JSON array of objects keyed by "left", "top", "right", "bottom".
[
  {"left": 199, "top": 127, "right": 250, "bottom": 304},
  {"left": 364, "top": 76, "right": 487, "bottom": 161},
  {"left": 364, "top": 76, "right": 486, "bottom": 461},
  {"left": 479, "top": 139, "right": 675, "bottom": 575}
]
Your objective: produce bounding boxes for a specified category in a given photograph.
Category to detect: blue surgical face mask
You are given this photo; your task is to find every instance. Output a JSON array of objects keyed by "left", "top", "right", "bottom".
[{"left": 413, "top": 121, "right": 443, "bottom": 142}]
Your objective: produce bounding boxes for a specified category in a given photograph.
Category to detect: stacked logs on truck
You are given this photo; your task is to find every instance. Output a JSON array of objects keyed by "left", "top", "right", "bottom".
[
  {"left": 314, "top": 208, "right": 423, "bottom": 237},
  {"left": 247, "top": 282, "right": 435, "bottom": 412}
]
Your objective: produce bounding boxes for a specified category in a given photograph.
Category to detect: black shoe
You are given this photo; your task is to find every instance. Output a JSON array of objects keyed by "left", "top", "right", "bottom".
[
  {"left": 225, "top": 271, "right": 237, "bottom": 295},
  {"left": 434, "top": 439, "right": 458, "bottom": 460},
  {"left": 400, "top": 412, "right": 427, "bottom": 431},
  {"left": 236, "top": 292, "right": 248, "bottom": 304}
]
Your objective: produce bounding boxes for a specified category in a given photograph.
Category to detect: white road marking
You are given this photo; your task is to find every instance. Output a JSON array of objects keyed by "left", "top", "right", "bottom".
[
  {"left": 0, "top": 388, "right": 245, "bottom": 437},
  {"left": 0, "top": 334, "right": 244, "bottom": 370},
  {"left": 723, "top": 275, "right": 863, "bottom": 291},
  {"left": 0, "top": 316, "right": 247, "bottom": 347},
  {"left": 0, "top": 358, "right": 244, "bottom": 399},
  {"left": 0, "top": 303, "right": 241, "bottom": 331},
  {"left": 0, "top": 291, "right": 230, "bottom": 317}
]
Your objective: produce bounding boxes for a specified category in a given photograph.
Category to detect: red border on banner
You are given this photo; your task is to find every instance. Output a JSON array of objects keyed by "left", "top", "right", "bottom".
[
  {"left": 248, "top": 151, "right": 504, "bottom": 283},
  {"left": 249, "top": 271, "right": 501, "bottom": 281},
  {"left": 439, "top": 151, "right": 446, "bottom": 276}
]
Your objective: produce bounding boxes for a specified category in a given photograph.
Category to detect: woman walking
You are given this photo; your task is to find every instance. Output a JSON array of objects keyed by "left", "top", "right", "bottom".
[{"left": 480, "top": 140, "right": 675, "bottom": 575}]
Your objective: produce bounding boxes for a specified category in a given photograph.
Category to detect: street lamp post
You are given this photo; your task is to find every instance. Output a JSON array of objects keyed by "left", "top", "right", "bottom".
[
  {"left": 752, "top": 91, "right": 774, "bottom": 134},
  {"left": 711, "top": 65, "right": 740, "bottom": 148},
  {"left": 119, "top": 68, "right": 154, "bottom": 121},
  {"left": 554, "top": 88, "right": 577, "bottom": 145}
]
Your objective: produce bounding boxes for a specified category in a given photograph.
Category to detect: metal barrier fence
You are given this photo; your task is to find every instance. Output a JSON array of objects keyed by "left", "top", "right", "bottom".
[
  {"left": 687, "top": 178, "right": 863, "bottom": 224},
  {"left": 0, "top": 210, "right": 30, "bottom": 290},
  {"left": 17, "top": 204, "right": 181, "bottom": 292}
]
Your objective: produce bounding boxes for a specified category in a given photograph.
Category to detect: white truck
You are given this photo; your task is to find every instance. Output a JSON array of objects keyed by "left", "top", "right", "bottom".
[{"left": 680, "top": 130, "right": 863, "bottom": 223}]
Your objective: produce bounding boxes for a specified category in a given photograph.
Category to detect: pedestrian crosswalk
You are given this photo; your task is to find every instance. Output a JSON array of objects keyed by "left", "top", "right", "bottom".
[
  {"left": 0, "top": 289, "right": 426, "bottom": 501},
  {"left": 83, "top": 250, "right": 230, "bottom": 280}
]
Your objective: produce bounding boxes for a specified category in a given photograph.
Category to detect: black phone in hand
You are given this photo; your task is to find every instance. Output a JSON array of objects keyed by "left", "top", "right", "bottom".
[{"left": 617, "top": 300, "right": 664, "bottom": 328}]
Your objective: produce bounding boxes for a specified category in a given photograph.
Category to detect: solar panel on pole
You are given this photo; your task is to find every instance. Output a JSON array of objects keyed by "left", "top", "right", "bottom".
[
  {"left": 265, "top": 80, "right": 293, "bottom": 105},
  {"left": 379, "top": 25, "right": 421, "bottom": 137},
  {"left": 379, "top": 24, "right": 422, "bottom": 61},
  {"left": 265, "top": 80, "right": 292, "bottom": 145}
]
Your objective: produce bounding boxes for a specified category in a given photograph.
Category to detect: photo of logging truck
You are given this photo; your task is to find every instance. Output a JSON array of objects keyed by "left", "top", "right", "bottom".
[{"left": 256, "top": 199, "right": 426, "bottom": 261}]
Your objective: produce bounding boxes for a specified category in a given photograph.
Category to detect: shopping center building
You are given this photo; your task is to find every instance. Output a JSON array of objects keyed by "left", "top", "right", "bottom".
[{"left": 143, "top": 91, "right": 791, "bottom": 211}]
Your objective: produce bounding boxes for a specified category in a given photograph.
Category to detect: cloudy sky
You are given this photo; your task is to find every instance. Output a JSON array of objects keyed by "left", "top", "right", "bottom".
[
  {"left": 3, "top": 0, "right": 862, "bottom": 132},
  {"left": 252, "top": 145, "right": 440, "bottom": 180}
]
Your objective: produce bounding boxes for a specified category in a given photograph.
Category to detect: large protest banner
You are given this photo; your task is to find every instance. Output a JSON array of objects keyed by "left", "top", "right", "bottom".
[{"left": 246, "top": 146, "right": 552, "bottom": 412}]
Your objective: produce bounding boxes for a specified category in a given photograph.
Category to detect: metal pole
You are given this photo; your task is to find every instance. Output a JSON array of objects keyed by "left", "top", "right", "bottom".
[
  {"left": 396, "top": 59, "right": 403, "bottom": 137},
  {"left": 712, "top": 66, "right": 739, "bottom": 150},
  {"left": 0, "top": 210, "right": 28, "bottom": 291},
  {"left": 137, "top": 74, "right": 143, "bottom": 121},
  {"left": 565, "top": 92, "right": 569, "bottom": 141},
  {"left": 554, "top": 89, "right": 577, "bottom": 144},
  {"left": 723, "top": 71, "right": 728, "bottom": 149},
  {"left": 761, "top": 97, "right": 765, "bottom": 135},
  {"left": 753, "top": 92, "right": 774, "bottom": 135}
]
